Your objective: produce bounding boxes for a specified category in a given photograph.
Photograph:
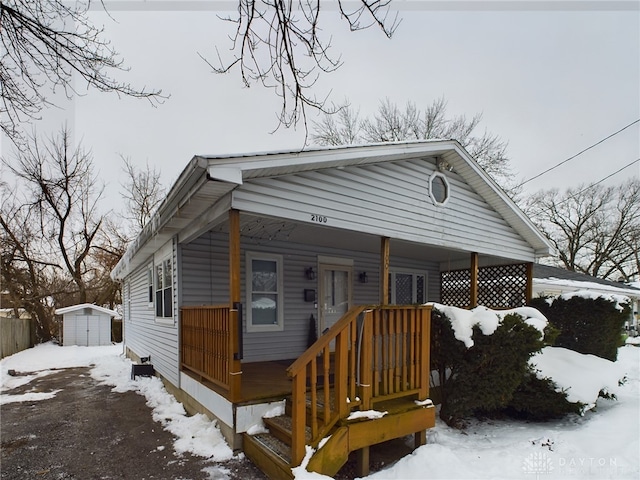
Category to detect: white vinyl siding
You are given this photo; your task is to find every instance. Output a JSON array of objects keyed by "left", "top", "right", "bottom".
[
  {"left": 180, "top": 230, "right": 441, "bottom": 363},
  {"left": 231, "top": 159, "right": 534, "bottom": 262},
  {"left": 125, "top": 240, "right": 179, "bottom": 387}
]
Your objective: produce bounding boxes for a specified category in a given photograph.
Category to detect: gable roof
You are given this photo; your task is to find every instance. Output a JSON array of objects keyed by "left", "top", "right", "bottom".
[
  {"left": 533, "top": 264, "right": 640, "bottom": 300},
  {"left": 55, "top": 303, "right": 119, "bottom": 317},
  {"left": 112, "top": 140, "right": 554, "bottom": 280}
]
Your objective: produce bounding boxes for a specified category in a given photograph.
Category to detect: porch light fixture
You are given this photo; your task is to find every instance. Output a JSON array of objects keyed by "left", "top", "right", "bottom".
[
  {"left": 359, "top": 272, "right": 368, "bottom": 284},
  {"left": 305, "top": 267, "right": 316, "bottom": 280},
  {"left": 436, "top": 157, "right": 452, "bottom": 172}
]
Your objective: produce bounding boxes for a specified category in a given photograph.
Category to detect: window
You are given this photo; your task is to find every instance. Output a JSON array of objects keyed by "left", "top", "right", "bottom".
[
  {"left": 246, "top": 252, "right": 283, "bottom": 332},
  {"left": 155, "top": 257, "right": 173, "bottom": 319},
  {"left": 147, "top": 265, "right": 154, "bottom": 308},
  {"left": 429, "top": 171, "right": 450, "bottom": 206},
  {"left": 389, "top": 271, "right": 427, "bottom": 305}
]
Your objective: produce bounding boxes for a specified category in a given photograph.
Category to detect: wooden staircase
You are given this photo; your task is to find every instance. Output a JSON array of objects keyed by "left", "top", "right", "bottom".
[
  {"left": 244, "top": 305, "right": 435, "bottom": 479},
  {"left": 244, "top": 393, "right": 436, "bottom": 479}
]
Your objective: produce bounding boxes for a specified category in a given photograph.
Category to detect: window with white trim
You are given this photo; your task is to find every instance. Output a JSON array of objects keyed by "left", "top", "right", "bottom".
[
  {"left": 246, "top": 252, "right": 283, "bottom": 332},
  {"left": 389, "top": 270, "right": 427, "bottom": 305},
  {"left": 147, "top": 264, "right": 154, "bottom": 308},
  {"left": 155, "top": 256, "right": 173, "bottom": 320}
]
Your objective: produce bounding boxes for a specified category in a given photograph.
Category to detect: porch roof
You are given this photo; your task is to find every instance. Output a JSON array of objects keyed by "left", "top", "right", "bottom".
[{"left": 111, "top": 140, "right": 554, "bottom": 281}]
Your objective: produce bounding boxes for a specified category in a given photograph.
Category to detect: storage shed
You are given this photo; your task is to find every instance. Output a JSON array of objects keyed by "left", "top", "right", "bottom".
[{"left": 55, "top": 304, "right": 118, "bottom": 346}]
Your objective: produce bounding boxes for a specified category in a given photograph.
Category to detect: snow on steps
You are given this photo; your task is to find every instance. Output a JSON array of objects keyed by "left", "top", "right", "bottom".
[{"left": 243, "top": 395, "right": 436, "bottom": 480}]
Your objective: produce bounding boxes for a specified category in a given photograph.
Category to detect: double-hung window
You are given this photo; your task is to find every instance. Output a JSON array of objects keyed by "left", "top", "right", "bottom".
[
  {"left": 147, "top": 265, "right": 154, "bottom": 308},
  {"left": 154, "top": 241, "right": 173, "bottom": 321},
  {"left": 246, "top": 252, "right": 283, "bottom": 332}
]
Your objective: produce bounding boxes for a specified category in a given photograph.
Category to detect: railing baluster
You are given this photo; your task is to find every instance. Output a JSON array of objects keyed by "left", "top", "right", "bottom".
[
  {"left": 286, "top": 305, "right": 431, "bottom": 467},
  {"left": 394, "top": 310, "right": 401, "bottom": 394},
  {"left": 323, "top": 345, "right": 331, "bottom": 426},
  {"left": 401, "top": 309, "right": 408, "bottom": 391},
  {"left": 310, "top": 357, "right": 318, "bottom": 439},
  {"left": 373, "top": 311, "right": 380, "bottom": 397},
  {"left": 349, "top": 320, "right": 357, "bottom": 404}
]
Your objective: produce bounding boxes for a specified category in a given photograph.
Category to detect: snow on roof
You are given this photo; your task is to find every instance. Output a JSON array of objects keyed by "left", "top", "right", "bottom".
[
  {"left": 558, "top": 290, "right": 630, "bottom": 312},
  {"left": 426, "top": 303, "right": 548, "bottom": 348},
  {"left": 533, "top": 264, "right": 640, "bottom": 299},
  {"left": 54, "top": 303, "right": 119, "bottom": 318}
]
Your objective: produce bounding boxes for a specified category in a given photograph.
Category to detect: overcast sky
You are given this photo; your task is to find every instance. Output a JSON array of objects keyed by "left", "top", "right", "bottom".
[{"left": 8, "top": 1, "right": 640, "bottom": 207}]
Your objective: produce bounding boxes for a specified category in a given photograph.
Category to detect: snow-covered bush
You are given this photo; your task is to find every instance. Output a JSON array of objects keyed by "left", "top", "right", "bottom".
[
  {"left": 504, "top": 370, "right": 583, "bottom": 421},
  {"left": 529, "top": 293, "right": 630, "bottom": 361},
  {"left": 430, "top": 307, "right": 548, "bottom": 427}
]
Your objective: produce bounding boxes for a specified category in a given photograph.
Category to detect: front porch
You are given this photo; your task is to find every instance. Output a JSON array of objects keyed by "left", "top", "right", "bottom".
[{"left": 180, "top": 303, "right": 436, "bottom": 478}]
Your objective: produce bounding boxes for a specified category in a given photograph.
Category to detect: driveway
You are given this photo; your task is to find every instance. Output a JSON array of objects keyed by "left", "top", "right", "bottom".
[
  {"left": 0, "top": 367, "right": 266, "bottom": 480},
  {"left": 1, "top": 364, "right": 413, "bottom": 479}
]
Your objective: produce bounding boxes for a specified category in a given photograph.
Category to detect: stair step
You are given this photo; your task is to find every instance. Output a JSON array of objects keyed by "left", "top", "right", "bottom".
[
  {"left": 243, "top": 432, "right": 293, "bottom": 480},
  {"left": 264, "top": 414, "right": 312, "bottom": 446}
]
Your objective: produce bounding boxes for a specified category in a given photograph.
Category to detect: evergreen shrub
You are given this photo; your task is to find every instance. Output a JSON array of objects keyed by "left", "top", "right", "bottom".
[
  {"left": 504, "top": 369, "right": 583, "bottom": 421},
  {"left": 529, "top": 295, "right": 630, "bottom": 361},
  {"left": 430, "top": 310, "right": 546, "bottom": 427}
]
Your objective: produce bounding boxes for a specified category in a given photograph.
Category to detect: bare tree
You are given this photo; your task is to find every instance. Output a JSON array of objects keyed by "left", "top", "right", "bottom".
[
  {"left": 0, "top": 196, "right": 59, "bottom": 341},
  {"left": 4, "top": 127, "right": 105, "bottom": 303},
  {"left": 525, "top": 179, "right": 640, "bottom": 281},
  {"left": 312, "top": 98, "right": 515, "bottom": 193},
  {"left": 0, "top": 0, "right": 161, "bottom": 146},
  {"left": 120, "top": 156, "right": 166, "bottom": 235},
  {"left": 207, "top": 0, "right": 399, "bottom": 133}
]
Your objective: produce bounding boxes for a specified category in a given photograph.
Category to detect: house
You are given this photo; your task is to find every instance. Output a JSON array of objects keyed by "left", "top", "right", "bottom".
[
  {"left": 111, "top": 140, "right": 553, "bottom": 478},
  {"left": 533, "top": 264, "right": 640, "bottom": 334},
  {"left": 55, "top": 303, "right": 119, "bottom": 346}
]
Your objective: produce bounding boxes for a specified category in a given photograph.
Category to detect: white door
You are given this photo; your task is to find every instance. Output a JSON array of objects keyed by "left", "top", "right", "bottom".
[
  {"left": 86, "top": 315, "right": 102, "bottom": 346},
  {"left": 74, "top": 315, "right": 101, "bottom": 346},
  {"left": 319, "top": 264, "right": 352, "bottom": 338}
]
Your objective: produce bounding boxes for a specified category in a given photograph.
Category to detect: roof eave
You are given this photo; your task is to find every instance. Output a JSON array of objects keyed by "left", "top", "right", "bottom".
[{"left": 111, "top": 156, "right": 209, "bottom": 281}]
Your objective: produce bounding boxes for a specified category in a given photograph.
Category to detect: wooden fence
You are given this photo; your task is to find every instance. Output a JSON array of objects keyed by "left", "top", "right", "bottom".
[{"left": 1, "top": 317, "right": 33, "bottom": 359}]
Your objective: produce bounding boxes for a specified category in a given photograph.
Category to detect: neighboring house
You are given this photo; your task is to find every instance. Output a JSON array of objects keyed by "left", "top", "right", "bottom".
[
  {"left": 111, "top": 140, "right": 553, "bottom": 478},
  {"left": 55, "top": 303, "right": 119, "bottom": 347},
  {"left": 532, "top": 264, "right": 640, "bottom": 333}
]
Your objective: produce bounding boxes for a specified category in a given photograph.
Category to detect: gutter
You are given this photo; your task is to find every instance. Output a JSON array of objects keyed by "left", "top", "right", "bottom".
[{"left": 111, "top": 156, "right": 209, "bottom": 281}]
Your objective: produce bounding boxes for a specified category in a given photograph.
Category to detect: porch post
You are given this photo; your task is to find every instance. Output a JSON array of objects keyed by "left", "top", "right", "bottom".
[
  {"left": 380, "top": 237, "right": 390, "bottom": 305},
  {"left": 525, "top": 262, "right": 533, "bottom": 305},
  {"left": 470, "top": 252, "right": 478, "bottom": 308},
  {"left": 229, "top": 209, "right": 242, "bottom": 402}
]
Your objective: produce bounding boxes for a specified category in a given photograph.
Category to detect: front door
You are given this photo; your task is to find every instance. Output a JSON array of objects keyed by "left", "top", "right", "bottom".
[{"left": 319, "top": 264, "right": 352, "bottom": 338}]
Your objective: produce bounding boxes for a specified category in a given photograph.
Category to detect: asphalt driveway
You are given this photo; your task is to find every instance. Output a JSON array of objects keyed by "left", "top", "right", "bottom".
[{"left": 0, "top": 367, "right": 265, "bottom": 480}]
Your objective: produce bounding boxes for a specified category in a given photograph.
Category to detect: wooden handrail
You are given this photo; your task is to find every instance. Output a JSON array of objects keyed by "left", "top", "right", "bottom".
[
  {"left": 286, "top": 304, "right": 432, "bottom": 468},
  {"left": 287, "top": 305, "right": 368, "bottom": 378}
]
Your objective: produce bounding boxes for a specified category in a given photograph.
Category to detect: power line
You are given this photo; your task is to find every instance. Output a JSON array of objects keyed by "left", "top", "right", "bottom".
[
  {"left": 517, "top": 118, "right": 640, "bottom": 188},
  {"left": 526, "top": 157, "right": 639, "bottom": 216},
  {"left": 557, "top": 157, "right": 640, "bottom": 206}
]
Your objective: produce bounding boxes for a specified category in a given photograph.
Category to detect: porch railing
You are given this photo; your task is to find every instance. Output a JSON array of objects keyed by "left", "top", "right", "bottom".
[
  {"left": 181, "top": 305, "right": 236, "bottom": 392},
  {"left": 286, "top": 304, "right": 432, "bottom": 466}
]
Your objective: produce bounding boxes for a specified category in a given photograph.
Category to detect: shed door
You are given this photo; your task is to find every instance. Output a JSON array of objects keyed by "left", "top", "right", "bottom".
[
  {"left": 319, "top": 264, "right": 352, "bottom": 338},
  {"left": 74, "top": 315, "right": 101, "bottom": 346}
]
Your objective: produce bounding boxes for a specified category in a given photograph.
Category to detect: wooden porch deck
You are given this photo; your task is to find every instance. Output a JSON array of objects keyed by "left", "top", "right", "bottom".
[{"left": 239, "top": 360, "right": 294, "bottom": 403}]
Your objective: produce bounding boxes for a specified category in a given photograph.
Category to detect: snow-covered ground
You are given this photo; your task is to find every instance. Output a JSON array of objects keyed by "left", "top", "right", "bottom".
[{"left": 1, "top": 343, "right": 639, "bottom": 480}]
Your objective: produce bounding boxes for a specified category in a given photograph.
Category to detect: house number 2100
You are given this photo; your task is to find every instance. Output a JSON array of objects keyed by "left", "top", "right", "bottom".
[{"left": 311, "top": 214, "right": 328, "bottom": 223}]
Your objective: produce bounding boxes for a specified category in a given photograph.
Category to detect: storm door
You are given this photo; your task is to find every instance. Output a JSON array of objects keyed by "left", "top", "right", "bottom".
[{"left": 318, "top": 264, "right": 353, "bottom": 341}]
